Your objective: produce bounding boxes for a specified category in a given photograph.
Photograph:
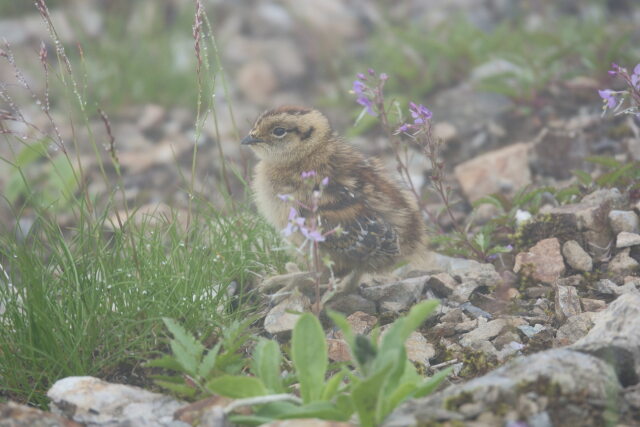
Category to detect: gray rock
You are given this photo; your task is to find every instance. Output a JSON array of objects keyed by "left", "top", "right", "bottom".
[
  {"left": 263, "top": 293, "right": 310, "bottom": 335},
  {"left": 459, "top": 319, "right": 507, "bottom": 348},
  {"left": 550, "top": 188, "right": 622, "bottom": 231},
  {"left": 554, "top": 284, "right": 582, "bottom": 323},
  {"left": 448, "top": 261, "right": 501, "bottom": 303},
  {"left": 404, "top": 331, "right": 436, "bottom": 366},
  {"left": 608, "top": 248, "right": 640, "bottom": 276},
  {"left": 383, "top": 348, "right": 621, "bottom": 426},
  {"left": 325, "top": 293, "right": 376, "bottom": 316},
  {"left": 518, "top": 324, "right": 546, "bottom": 338},
  {"left": 47, "top": 376, "right": 187, "bottom": 427},
  {"left": 0, "top": 401, "right": 79, "bottom": 427},
  {"left": 609, "top": 210, "right": 640, "bottom": 234},
  {"left": 514, "top": 238, "right": 566, "bottom": 284},
  {"left": 581, "top": 298, "right": 607, "bottom": 312},
  {"left": 425, "top": 273, "right": 457, "bottom": 297},
  {"left": 561, "top": 240, "right": 593, "bottom": 272},
  {"left": 572, "top": 292, "right": 640, "bottom": 386},
  {"left": 555, "top": 312, "right": 596, "bottom": 346},
  {"left": 460, "top": 302, "right": 493, "bottom": 319},
  {"left": 439, "top": 308, "right": 468, "bottom": 323},
  {"left": 616, "top": 231, "right": 640, "bottom": 248},
  {"left": 360, "top": 276, "right": 426, "bottom": 312},
  {"left": 454, "top": 142, "right": 532, "bottom": 202}
]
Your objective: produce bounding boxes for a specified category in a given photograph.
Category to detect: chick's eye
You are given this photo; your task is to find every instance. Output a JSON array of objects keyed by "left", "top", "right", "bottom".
[{"left": 272, "top": 127, "right": 287, "bottom": 137}]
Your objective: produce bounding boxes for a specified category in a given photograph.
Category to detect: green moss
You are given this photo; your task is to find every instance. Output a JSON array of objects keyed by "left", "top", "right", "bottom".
[{"left": 444, "top": 390, "right": 474, "bottom": 411}]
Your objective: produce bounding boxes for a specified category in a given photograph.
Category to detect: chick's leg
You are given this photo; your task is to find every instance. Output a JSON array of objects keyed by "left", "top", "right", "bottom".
[
  {"left": 335, "top": 270, "right": 363, "bottom": 296},
  {"left": 259, "top": 262, "right": 330, "bottom": 301}
]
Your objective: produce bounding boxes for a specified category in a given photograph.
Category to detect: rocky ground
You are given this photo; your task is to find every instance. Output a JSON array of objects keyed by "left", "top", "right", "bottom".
[{"left": 1, "top": 0, "right": 640, "bottom": 426}]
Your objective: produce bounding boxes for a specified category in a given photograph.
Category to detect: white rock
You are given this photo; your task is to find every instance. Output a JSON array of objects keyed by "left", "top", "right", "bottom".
[
  {"left": 561, "top": 240, "right": 593, "bottom": 272},
  {"left": 47, "top": 376, "right": 186, "bottom": 426},
  {"left": 616, "top": 231, "right": 640, "bottom": 248}
]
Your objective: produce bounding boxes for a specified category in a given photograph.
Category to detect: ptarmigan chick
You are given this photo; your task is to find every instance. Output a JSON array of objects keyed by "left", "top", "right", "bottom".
[{"left": 241, "top": 105, "right": 428, "bottom": 296}]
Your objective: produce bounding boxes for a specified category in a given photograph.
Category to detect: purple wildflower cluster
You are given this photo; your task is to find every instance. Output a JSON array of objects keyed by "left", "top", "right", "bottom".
[
  {"left": 352, "top": 68, "right": 388, "bottom": 117},
  {"left": 397, "top": 102, "right": 433, "bottom": 134},
  {"left": 278, "top": 171, "right": 337, "bottom": 244},
  {"left": 598, "top": 62, "right": 640, "bottom": 118}
]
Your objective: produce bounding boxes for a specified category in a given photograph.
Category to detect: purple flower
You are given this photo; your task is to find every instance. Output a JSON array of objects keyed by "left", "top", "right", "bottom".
[
  {"left": 357, "top": 73, "right": 366, "bottom": 80},
  {"left": 608, "top": 62, "right": 620, "bottom": 76},
  {"left": 321, "top": 176, "right": 329, "bottom": 186},
  {"left": 301, "top": 170, "right": 317, "bottom": 179},
  {"left": 277, "top": 194, "right": 293, "bottom": 201},
  {"left": 357, "top": 95, "right": 377, "bottom": 116},
  {"left": 301, "top": 227, "right": 326, "bottom": 242},
  {"left": 368, "top": 68, "right": 375, "bottom": 76},
  {"left": 631, "top": 63, "right": 640, "bottom": 89},
  {"left": 282, "top": 207, "right": 305, "bottom": 237},
  {"left": 352, "top": 80, "right": 366, "bottom": 95},
  {"left": 409, "top": 102, "right": 433, "bottom": 124},
  {"left": 397, "top": 123, "right": 410, "bottom": 133},
  {"left": 598, "top": 89, "right": 618, "bottom": 109},
  {"left": 379, "top": 72, "right": 388, "bottom": 81}
]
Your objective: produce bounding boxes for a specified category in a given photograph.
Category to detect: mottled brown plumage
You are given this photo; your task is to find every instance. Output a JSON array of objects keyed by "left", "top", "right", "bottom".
[{"left": 242, "top": 105, "right": 428, "bottom": 294}]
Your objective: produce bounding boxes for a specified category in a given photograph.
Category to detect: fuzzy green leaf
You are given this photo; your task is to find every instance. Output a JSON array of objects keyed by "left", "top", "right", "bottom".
[
  {"left": 197, "top": 343, "right": 221, "bottom": 378},
  {"left": 413, "top": 366, "right": 453, "bottom": 398},
  {"left": 163, "top": 318, "right": 205, "bottom": 375},
  {"left": 251, "top": 338, "right": 284, "bottom": 393},
  {"left": 351, "top": 360, "right": 394, "bottom": 427},
  {"left": 145, "top": 354, "right": 183, "bottom": 371},
  {"left": 206, "top": 375, "right": 268, "bottom": 398},
  {"left": 291, "top": 313, "right": 328, "bottom": 403}
]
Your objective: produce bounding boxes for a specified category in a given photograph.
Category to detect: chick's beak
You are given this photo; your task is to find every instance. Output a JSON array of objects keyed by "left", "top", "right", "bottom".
[{"left": 241, "top": 134, "right": 264, "bottom": 145}]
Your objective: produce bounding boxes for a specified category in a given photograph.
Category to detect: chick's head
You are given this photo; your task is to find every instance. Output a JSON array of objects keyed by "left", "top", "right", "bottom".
[{"left": 241, "top": 105, "right": 331, "bottom": 161}]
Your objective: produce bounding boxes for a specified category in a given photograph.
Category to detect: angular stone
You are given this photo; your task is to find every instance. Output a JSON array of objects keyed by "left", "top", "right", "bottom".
[
  {"left": 572, "top": 293, "right": 640, "bottom": 386},
  {"left": 426, "top": 273, "right": 458, "bottom": 297},
  {"left": 555, "top": 312, "right": 596, "bottom": 346},
  {"left": 549, "top": 188, "right": 621, "bottom": 231},
  {"left": 264, "top": 293, "right": 310, "bottom": 335},
  {"left": 325, "top": 293, "right": 376, "bottom": 316},
  {"left": 47, "top": 377, "right": 185, "bottom": 426},
  {"left": 514, "top": 238, "right": 566, "bottom": 284},
  {"left": 405, "top": 332, "right": 436, "bottom": 366},
  {"left": 561, "top": 240, "right": 593, "bottom": 272},
  {"left": 609, "top": 210, "right": 640, "bottom": 234},
  {"left": 361, "top": 276, "right": 426, "bottom": 312},
  {"left": 554, "top": 284, "right": 582, "bottom": 323},
  {"left": 454, "top": 142, "right": 532, "bottom": 202},
  {"left": 581, "top": 298, "right": 607, "bottom": 312},
  {"left": 345, "top": 311, "right": 377, "bottom": 335},
  {"left": 384, "top": 348, "right": 621, "bottom": 427},
  {"left": 616, "top": 231, "right": 640, "bottom": 248},
  {"left": 0, "top": 401, "right": 80, "bottom": 427},
  {"left": 173, "top": 395, "right": 233, "bottom": 426},
  {"left": 608, "top": 248, "right": 640, "bottom": 276},
  {"left": 327, "top": 338, "right": 351, "bottom": 362},
  {"left": 459, "top": 319, "right": 507, "bottom": 348}
]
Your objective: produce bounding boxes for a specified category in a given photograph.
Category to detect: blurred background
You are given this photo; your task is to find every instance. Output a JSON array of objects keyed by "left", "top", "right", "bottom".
[{"left": 1, "top": 0, "right": 639, "bottom": 228}]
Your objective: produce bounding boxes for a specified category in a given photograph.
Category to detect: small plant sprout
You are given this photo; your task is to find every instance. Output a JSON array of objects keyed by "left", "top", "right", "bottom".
[
  {"left": 278, "top": 171, "right": 341, "bottom": 314},
  {"left": 599, "top": 62, "right": 640, "bottom": 118}
]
